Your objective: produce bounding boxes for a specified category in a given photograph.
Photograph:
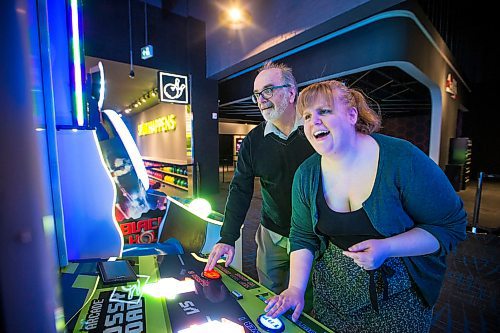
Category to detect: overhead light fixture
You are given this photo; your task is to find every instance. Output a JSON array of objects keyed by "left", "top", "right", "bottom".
[
  {"left": 128, "top": 0, "right": 135, "bottom": 79},
  {"left": 220, "top": 6, "right": 251, "bottom": 29},
  {"left": 228, "top": 8, "right": 242, "bottom": 21},
  {"left": 126, "top": 88, "right": 160, "bottom": 114}
]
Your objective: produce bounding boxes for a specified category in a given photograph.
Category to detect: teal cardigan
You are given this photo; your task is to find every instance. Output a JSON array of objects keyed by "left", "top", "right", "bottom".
[{"left": 290, "top": 133, "right": 467, "bottom": 306}]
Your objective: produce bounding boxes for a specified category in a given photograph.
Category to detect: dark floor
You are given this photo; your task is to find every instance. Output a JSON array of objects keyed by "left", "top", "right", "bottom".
[{"left": 210, "top": 167, "right": 500, "bottom": 333}]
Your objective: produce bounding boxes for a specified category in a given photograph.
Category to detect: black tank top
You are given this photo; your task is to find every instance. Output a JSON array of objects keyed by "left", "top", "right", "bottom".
[
  {"left": 317, "top": 175, "right": 397, "bottom": 312},
  {"left": 316, "top": 174, "right": 383, "bottom": 251}
]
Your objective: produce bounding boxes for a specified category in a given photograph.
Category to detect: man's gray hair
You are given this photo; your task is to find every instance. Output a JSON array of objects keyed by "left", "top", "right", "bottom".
[{"left": 259, "top": 61, "right": 298, "bottom": 102}]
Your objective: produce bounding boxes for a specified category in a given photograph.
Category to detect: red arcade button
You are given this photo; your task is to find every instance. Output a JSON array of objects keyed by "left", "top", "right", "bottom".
[{"left": 202, "top": 270, "right": 221, "bottom": 280}]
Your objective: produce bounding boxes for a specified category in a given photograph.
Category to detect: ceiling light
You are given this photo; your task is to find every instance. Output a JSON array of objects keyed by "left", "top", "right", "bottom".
[
  {"left": 228, "top": 8, "right": 242, "bottom": 21},
  {"left": 125, "top": 108, "right": 131, "bottom": 113},
  {"left": 141, "top": 96, "right": 146, "bottom": 103},
  {"left": 220, "top": 6, "right": 251, "bottom": 29},
  {"left": 133, "top": 103, "right": 138, "bottom": 108}
]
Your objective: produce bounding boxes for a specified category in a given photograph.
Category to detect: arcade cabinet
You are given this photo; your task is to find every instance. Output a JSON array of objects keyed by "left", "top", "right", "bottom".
[
  {"left": 57, "top": 61, "right": 223, "bottom": 260},
  {"left": 58, "top": 63, "right": 332, "bottom": 333}
]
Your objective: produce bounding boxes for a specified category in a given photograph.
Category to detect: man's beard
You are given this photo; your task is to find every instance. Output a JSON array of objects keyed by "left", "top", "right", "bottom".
[{"left": 261, "top": 96, "right": 288, "bottom": 122}]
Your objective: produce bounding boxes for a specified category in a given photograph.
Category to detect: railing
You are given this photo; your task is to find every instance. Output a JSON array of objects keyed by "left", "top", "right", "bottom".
[
  {"left": 219, "top": 155, "right": 236, "bottom": 183},
  {"left": 470, "top": 172, "right": 500, "bottom": 234}
]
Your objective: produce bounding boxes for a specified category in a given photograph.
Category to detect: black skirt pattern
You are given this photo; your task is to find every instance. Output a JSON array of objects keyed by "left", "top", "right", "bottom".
[{"left": 312, "top": 243, "right": 433, "bottom": 333}]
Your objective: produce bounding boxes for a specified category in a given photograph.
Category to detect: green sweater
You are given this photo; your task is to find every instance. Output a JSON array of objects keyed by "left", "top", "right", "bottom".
[
  {"left": 219, "top": 122, "right": 315, "bottom": 246},
  {"left": 290, "top": 133, "right": 467, "bottom": 306}
]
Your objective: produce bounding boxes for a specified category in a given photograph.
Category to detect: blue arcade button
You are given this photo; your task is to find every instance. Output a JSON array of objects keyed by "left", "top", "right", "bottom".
[{"left": 257, "top": 314, "right": 285, "bottom": 333}]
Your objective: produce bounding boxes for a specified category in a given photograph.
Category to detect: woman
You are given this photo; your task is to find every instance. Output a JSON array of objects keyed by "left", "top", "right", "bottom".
[{"left": 264, "top": 80, "right": 467, "bottom": 332}]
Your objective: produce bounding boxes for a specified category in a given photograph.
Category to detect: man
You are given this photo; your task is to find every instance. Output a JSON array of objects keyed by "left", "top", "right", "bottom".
[{"left": 205, "top": 62, "right": 315, "bottom": 296}]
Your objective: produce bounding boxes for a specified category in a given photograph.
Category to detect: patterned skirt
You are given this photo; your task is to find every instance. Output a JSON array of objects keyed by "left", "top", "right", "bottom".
[{"left": 312, "top": 243, "right": 433, "bottom": 333}]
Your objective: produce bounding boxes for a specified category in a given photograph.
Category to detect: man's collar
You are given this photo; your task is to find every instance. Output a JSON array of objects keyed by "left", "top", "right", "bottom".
[{"left": 264, "top": 113, "right": 303, "bottom": 139}]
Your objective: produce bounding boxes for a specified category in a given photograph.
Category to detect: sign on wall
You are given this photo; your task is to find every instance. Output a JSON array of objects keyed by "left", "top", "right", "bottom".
[
  {"left": 158, "top": 71, "right": 189, "bottom": 104},
  {"left": 137, "top": 115, "right": 177, "bottom": 136},
  {"left": 445, "top": 73, "right": 458, "bottom": 99}
]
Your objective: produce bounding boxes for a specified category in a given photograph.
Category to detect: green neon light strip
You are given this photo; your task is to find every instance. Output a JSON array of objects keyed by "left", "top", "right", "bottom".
[{"left": 71, "top": 0, "right": 84, "bottom": 126}]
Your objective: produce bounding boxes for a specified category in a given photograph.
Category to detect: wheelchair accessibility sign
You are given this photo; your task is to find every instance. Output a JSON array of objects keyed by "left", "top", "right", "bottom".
[{"left": 158, "top": 71, "right": 189, "bottom": 104}]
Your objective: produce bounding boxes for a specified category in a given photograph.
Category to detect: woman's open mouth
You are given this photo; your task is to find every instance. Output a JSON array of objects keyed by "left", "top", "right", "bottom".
[{"left": 313, "top": 130, "right": 330, "bottom": 139}]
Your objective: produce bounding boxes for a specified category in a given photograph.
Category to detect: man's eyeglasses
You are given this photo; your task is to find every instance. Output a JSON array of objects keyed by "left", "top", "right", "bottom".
[{"left": 251, "top": 84, "right": 290, "bottom": 104}]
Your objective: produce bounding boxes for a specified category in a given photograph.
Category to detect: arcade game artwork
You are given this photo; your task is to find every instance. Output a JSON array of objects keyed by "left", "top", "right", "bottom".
[
  {"left": 86, "top": 59, "right": 171, "bottom": 247},
  {"left": 97, "top": 108, "right": 167, "bottom": 246},
  {"left": 87, "top": 61, "right": 222, "bottom": 257}
]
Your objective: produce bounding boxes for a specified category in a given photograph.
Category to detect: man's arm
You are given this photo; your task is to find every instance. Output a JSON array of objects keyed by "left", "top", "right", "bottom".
[
  {"left": 219, "top": 135, "right": 255, "bottom": 245},
  {"left": 205, "top": 136, "right": 255, "bottom": 270}
]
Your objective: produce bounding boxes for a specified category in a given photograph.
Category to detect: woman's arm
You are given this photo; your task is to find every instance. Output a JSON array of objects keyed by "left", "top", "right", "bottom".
[
  {"left": 343, "top": 227, "right": 439, "bottom": 270},
  {"left": 399, "top": 143, "right": 467, "bottom": 256},
  {"left": 383, "top": 227, "right": 439, "bottom": 256},
  {"left": 265, "top": 161, "right": 320, "bottom": 320},
  {"left": 265, "top": 249, "right": 314, "bottom": 321}
]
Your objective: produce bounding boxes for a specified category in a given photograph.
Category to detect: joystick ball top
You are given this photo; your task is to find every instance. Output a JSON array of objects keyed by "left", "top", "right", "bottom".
[{"left": 188, "top": 198, "right": 212, "bottom": 218}]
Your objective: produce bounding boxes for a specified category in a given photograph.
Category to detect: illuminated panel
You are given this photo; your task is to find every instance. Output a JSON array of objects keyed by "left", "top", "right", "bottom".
[
  {"left": 178, "top": 318, "right": 245, "bottom": 333},
  {"left": 185, "top": 105, "right": 193, "bottom": 158},
  {"left": 57, "top": 129, "right": 123, "bottom": 259},
  {"left": 142, "top": 277, "right": 196, "bottom": 299},
  {"left": 69, "top": 0, "right": 84, "bottom": 126},
  {"left": 97, "top": 61, "right": 105, "bottom": 110},
  {"left": 103, "top": 109, "right": 149, "bottom": 191}
]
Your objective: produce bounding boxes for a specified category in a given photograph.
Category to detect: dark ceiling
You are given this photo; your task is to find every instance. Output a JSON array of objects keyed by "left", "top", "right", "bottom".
[
  {"left": 217, "top": 0, "right": 473, "bottom": 125},
  {"left": 218, "top": 66, "right": 432, "bottom": 124}
]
